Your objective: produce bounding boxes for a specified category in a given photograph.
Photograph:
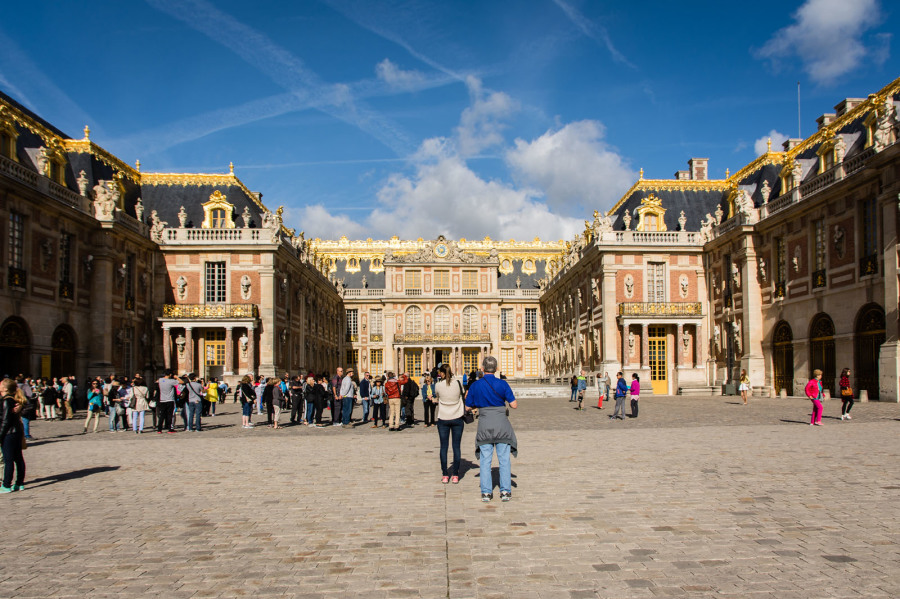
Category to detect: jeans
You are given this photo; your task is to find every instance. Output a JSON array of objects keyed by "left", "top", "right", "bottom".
[
  {"left": 109, "top": 406, "right": 122, "bottom": 431},
  {"left": 131, "top": 410, "right": 145, "bottom": 432},
  {"left": 157, "top": 401, "right": 175, "bottom": 432},
  {"left": 810, "top": 399, "right": 823, "bottom": 424},
  {"left": 186, "top": 402, "right": 202, "bottom": 431},
  {"left": 479, "top": 443, "right": 511, "bottom": 495},
  {"left": 332, "top": 398, "right": 342, "bottom": 424},
  {"left": 570, "top": 388, "right": 577, "bottom": 402},
  {"left": 305, "top": 400, "right": 315, "bottom": 423},
  {"left": 437, "top": 417, "right": 464, "bottom": 476},
  {"left": 1, "top": 431, "right": 25, "bottom": 488},
  {"left": 630, "top": 397, "right": 639, "bottom": 418},
  {"left": 423, "top": 401, "right": 437, "bottom": 425},
  {"left": 372, "top": 402, "right": 386, "bottom": 425},
  {"left": 22, "top": 417, "right": 30, "bottom": 438},
  {"left": 611, "top": 396, "right": 626, "bottom": 419},
  {"left": 242, "top": 402, "right": 252, "bottom": 417},
  {"left": 360, "top": 399, "right": 370, "bottom": 422},
  {"left": 341, "top": 396, "right": 353, "bottom": 425}
]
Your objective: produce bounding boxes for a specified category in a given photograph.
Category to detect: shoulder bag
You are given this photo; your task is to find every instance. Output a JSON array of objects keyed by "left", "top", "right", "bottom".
[{"left": 458, "top": 380, "right": 475, "bottom": 424}]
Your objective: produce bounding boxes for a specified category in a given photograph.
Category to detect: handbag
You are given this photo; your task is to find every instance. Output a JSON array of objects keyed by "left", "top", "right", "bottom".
[
  {"left": 457, "top": 379, "right": 474, "bottom": 423},
  {"left": 841, "top": 387, "right": 852, "bottom": 397}
]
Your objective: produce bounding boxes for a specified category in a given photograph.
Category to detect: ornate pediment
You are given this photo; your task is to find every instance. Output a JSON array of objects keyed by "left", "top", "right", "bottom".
[{"left": 386, "top": 235, "right": 498, "bottom": 265}]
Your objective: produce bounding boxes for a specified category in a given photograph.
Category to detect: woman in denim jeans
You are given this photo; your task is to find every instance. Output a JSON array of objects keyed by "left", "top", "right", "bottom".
[{"left": 435, "top": 364, "right": 466, "bottom": 484}]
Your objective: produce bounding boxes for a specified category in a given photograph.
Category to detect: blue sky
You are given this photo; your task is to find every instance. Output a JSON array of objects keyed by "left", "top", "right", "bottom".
[{"left": 1, "top": 0, "right": 897, "bottom": 241}]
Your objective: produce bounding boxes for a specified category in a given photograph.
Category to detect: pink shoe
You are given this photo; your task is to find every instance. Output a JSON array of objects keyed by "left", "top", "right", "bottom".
[
  {"left": 451, "top": 476, "right": 459, "bottom": 484},
  {"left": 441, "top": 476, "right": 450, "bottom": 484}
]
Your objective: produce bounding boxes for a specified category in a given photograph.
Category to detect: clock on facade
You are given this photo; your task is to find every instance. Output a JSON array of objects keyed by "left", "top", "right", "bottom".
[{"left": 434, "top": 243, "right": 449, "bottom": 258}]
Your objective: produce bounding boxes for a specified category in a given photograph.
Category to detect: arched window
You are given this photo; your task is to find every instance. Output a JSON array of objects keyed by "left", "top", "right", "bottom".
[
  {"left": 434, "top": 306, "right": 450, "bottom": 334},
  {"left": 855, "top": 303, "right": 885, "bottom": 399},
  {"left": 462, "top": 306, "right": 478, "bottom": 334},
  {"left": 0, "top": 317, "right": 31, "bottom": 376},
  {"left": 809, "top": 313, "right": 835, "bottom": 394},
  {"left": 51, "top": 325, "right": 77, "bottom": 377},
  {"left": 773, "top": 321, "right": 794, "bottom": 395},
  {"left": 405, "top": 306, "right": 422, "bottom": 334}
]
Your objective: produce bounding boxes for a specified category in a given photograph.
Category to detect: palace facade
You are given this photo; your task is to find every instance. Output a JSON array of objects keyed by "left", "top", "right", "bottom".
[{"left": 1, "top": 76, "right": 899, "bottom": 400}]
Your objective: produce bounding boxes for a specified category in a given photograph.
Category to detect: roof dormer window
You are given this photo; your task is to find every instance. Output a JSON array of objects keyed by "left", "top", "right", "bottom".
[
  {"left": 635, "top": 194, "right": 667, "bottom": 232},
  {"left": 201, "top": 190, "right": 235, "bottom": 229}
]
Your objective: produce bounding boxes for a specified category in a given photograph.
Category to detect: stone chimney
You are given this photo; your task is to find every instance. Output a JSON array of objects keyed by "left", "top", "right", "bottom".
[
  {"left": 688, "top": 158, "right": 708, "bottom": 181},
  {"left": 674, "top": 170, "right": 690, "bottom": 180},
  {"left": 782, "top": 139, "right": 803, "bottom": 151},
  {"left": 816, "top": 113, "right": 836, "bottom": 130},
  {"left": 834, "top": 98, "right": 865, "bottom": 117}
]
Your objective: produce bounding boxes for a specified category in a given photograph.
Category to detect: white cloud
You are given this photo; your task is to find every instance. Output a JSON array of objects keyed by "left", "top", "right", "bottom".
[
  {"left": 505, "top": 120, "right": 635, "bottom": 212},
  {"left": 375, "top": 58, "right": 426, "bottom": 89},
  {"left": 455, "top": 76, "right": 518, "bottom": 157},
  {"left": 755, "top": 0, "right": 886, "bottom": 85},
  {"left": 368, "top": 155, "right": 582, "bottom": 241},
  {"left": 754, "top": 130, "right": 789, "bottom": 155},
  {"left": 295, "top": 205, "right": 368, "bottom": 240}
]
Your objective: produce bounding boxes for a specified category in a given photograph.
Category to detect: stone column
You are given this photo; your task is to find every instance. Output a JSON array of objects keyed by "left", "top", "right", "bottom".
[
  {"left": 184, "top": 328, "right": 194, "bottom": 374},
  {"left": 87, "top": 253, "right": 114, "bottom": 378},
  {"left": 247, "top": 326, "right": 256, "bottom": 377},
  {"left": 676, "top": 324, "right": 684, "bottom": 368},
  {"left": 641, "top": 324, "right": 649, "bottom": 368},
  {"left": 599, "top": 260, "right": 620, "bottom": 374},
  {"left": 739, "top": 247, "right": 765, "bottom": 390},
  {"left": 622, "top": 325, "right": 629, "bottom": 367},
  {"left": 879, "top": 197, "right": 899, "bottom": 401},
  {"left": 162, "top": 326, "right": 172, "bottom": 371},
  {"left": 224, "top": 327, "right": 234, "bottom": 375},
  {"left": 695, "top": 324, "right": 702, "bottom": 368}
]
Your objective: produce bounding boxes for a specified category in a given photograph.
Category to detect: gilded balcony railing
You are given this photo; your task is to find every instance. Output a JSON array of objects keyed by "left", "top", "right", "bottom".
[
  {"left": 162, "top": 303, "right": 259, "bottom": 318},
  {"left": 394, "top": 333, "right": 491, "bottom": 344},
  {"left": 617, "top": 302, "right": 702, "bottom": 317}
]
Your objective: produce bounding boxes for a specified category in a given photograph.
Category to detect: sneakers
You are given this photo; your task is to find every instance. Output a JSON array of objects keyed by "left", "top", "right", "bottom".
[
  {"left": 451, "top": 476, "right": 459, "bottom": 484},
  {"left": 481, "top": 493, "right": 493, "bottom": 502},
  {"left": 0, "top": 486, "right": 12, "bottom": 494},
  {"left": 12, "top": 484, "right": 24, "bottom": 491},
  {"left": 442, "top": 476, "right": 450, "bottom": 484},
  {"left": 500, "top": 491, "right": 511, "bottom": 502},
  {"left": 846, "top": 414, "right": 852, "bottom": 420}
]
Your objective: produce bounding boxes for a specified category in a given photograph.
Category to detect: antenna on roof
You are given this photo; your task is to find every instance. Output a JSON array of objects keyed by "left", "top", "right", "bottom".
[{"left": 797, "top": 81, "right": 802, "bottom": 138}]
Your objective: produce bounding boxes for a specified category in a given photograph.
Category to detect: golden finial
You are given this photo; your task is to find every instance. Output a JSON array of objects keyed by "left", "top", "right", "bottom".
[
  {"left": 83, "top": 125, "right": 90, "bottom": 140},
  {"left": 725, "top": 168, "right": 730, "bottom": 178},
  {"left": 639, "top": 167, "right": 644, "bottom": 180},
  {"left": 135, "top": 159, "right": 141, "bottom": 172},
  {"left": 229, "top": 161, "right": 234, "bottom": 174},
  {"left": 766, "top": 137, "right": 772, "bottom": 153}
]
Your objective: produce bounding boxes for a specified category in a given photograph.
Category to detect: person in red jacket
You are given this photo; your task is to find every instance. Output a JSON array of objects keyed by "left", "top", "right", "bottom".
[
  {"left": 384, "top": 372, "right": 402, "bottom": 431},
  {"left": 805, "top": 369, "right": 824, "bottom": 426}
]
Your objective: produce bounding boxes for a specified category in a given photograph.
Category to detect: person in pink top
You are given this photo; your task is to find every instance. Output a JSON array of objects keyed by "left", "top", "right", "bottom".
[
  {"left": 629, "top": 373, "right": 640, "bottom": 418},
  {"left": 805, "top": 369, "right": 824, "bottom": 426}
]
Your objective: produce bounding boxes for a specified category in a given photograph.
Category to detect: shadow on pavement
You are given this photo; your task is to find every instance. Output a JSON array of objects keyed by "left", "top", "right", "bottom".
[{"left": 27, "top": 466, "right": 121, "bottom": 489}]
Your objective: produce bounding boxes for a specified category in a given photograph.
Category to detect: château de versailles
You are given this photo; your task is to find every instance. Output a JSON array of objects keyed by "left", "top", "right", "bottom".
[{"left": 1, "top": 76, "right": 899, "bottom": 400}]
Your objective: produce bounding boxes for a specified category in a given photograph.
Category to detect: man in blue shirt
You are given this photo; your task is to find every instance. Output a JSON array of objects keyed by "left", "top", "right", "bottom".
[
  {"left": 610, "top": 371, "right": 627, "bottom": 421},
  {"left": 576, "top": 370, "right": 587, "bottom": 411},
  {"left": 465, "top": 356, "right": 518, "bottom": 502}
]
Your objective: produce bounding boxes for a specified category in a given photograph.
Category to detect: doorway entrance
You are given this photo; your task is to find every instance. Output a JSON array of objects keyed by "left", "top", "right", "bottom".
[
  {"left": 773, "top": 321, "right": 794, "bottom": 395},
  {"left": 648, "top": 325, "right": 668, "bottom": 395},
  {"left": 434, "top": 348, "right": 451, "bottom": 369}
]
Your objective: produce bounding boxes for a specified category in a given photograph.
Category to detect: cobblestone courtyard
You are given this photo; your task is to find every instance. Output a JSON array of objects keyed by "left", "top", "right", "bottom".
[{"left": 1, "top": 393, "right": 899, "bottom": 598}]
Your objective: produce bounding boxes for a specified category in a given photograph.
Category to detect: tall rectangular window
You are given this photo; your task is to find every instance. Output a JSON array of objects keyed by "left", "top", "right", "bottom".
[
  {"left": 205, "top": 330, "right": 225, "bottom": 365},
  {"left": 8, "top": 211, "right": 24, "bottom": 269},
  {"left": 814, "top": 219, "right": 826, "bottom": 270},
  {"left": 775, "top": 238, "right": 785, "bottom": 282},
  {"left": 524, "top": 348, "right": 539, "bottom": 376},
  {"left": 405, "top": 270, "right": 421, "bottom": 289},
  {"left": 122, "top": 327, "right": 134, "bottom": 375},
  {"left": 500, "top": 348, "right": 515, "bottom": 376},
  {"left": 525, "top": 308, "right": 537, "bottom": 336},
  {"left": 125, "top": 253, "right": 135, "bottom": 295},
  {"left": 345, "top": 309, "right": 358, "bottom": 341},
  {"left": 346, "top": 349, "right": 359, "bottom": 368},
  {"left": 501, "top": 308, "right": 513, "bottom": 335},
  {"left": 205, "top": 261, "right": 227, "bottom": 303},
  {"left": 462, "top": 270, "right": 477, "bottom": 289},
  {"left": 862, "top": 197, "right": 878, "bottom": 257},
  {"left": 370, "top": 349, "right": 383, "bottom": 374},
  {"left": 59, "top": 233, "right": 72, "bottom": 282},
  {"left": 0, "top": 131, "right": 12, "bottom": 158},
  {"left": 647, "top": 262, "right": 665, "bottom": 302},
  {"left": 370, "top": 309, "right": 383, "bottom": 336},
  {"left": 434, "top": 269, "right": 449, "bottom": 289}
]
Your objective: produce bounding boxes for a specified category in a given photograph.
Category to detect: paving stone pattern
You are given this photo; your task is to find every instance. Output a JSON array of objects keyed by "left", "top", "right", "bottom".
[{"left": 2, "top": 394, "right": 899, "bottom": 598}]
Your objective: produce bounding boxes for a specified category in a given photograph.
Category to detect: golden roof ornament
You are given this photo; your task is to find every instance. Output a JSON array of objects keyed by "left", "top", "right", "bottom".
[
  {"left": 135, "top": 159, "right": 141, "bottom": 172},
  {"left": 639, "top": 167, "right": 644, "bottom": 180},
  {"left": 725, "top": 168, "right": 730, "bottom": 178},
  {"left": 229, "top": 161, "right": 234, "bottom": 174},
  {"left": 766, "top": 138, "right": 772, "bottom": 153},
  {"left": 83, "top": 125, "right": 90, "bottom": 140}
]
